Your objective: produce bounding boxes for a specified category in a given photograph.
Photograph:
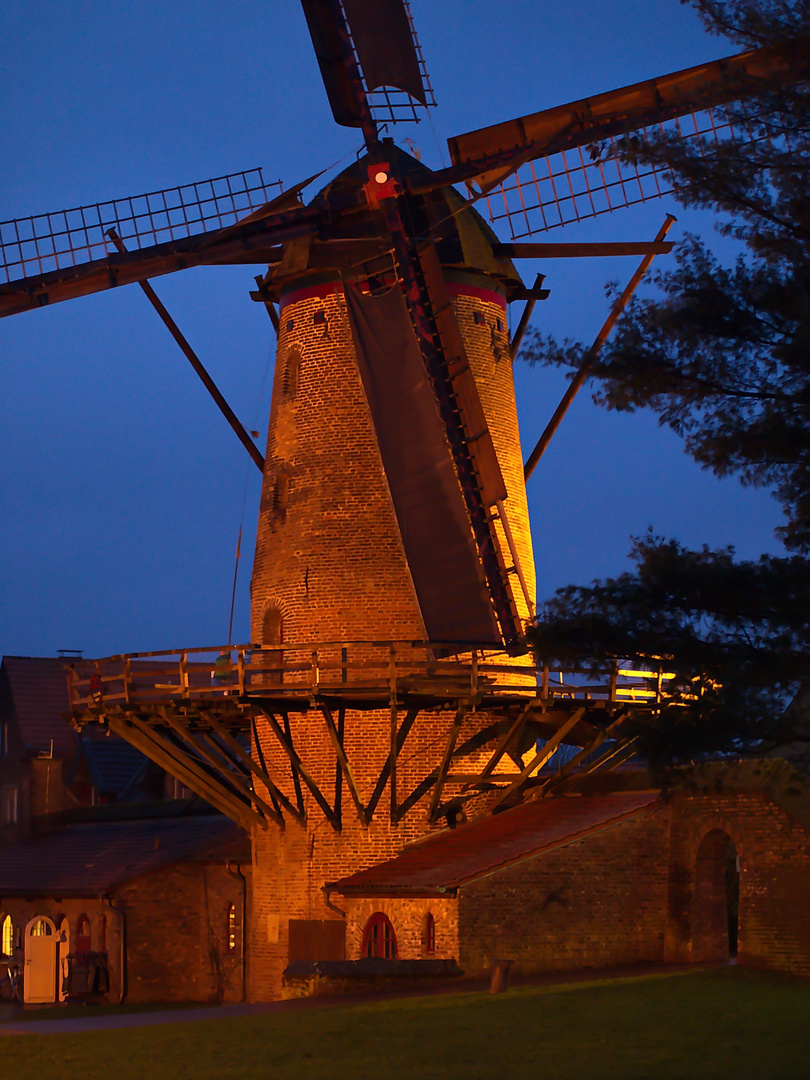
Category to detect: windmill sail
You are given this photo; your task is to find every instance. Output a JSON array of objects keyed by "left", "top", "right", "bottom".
[
  {"left": 441, "top": 38, "right": 809, "bottom": 237},
  {"left": 345, "top": 282, "right": 501, "bottom": 644}
]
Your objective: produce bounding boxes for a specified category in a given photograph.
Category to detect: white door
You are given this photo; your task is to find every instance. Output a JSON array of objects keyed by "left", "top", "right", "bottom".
[{"left": 24, "top": 916, "right": 57, "bottom": 1003}]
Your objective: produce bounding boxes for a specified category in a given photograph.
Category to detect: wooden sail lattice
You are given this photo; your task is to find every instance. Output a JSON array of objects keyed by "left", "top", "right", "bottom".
[
  {"left": 0, "top": 167, "right": 281, "bottom": 284},
  {"left": 481, "top": 100, "right": 807, "bottom": 239}
]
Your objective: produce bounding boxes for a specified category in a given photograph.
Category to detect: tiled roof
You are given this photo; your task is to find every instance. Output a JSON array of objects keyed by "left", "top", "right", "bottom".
[
  {"left": 73, "top": 738, "right": 149, "bottom": 798},
  {"left": 0, "top": 656, "right": 77, "bottom": 757},
  {"left": 330, "top": 791, "right": 660, "bottom": 897},
  {"left": 0, "top": 814, "right": 249, "bottom": 896}
]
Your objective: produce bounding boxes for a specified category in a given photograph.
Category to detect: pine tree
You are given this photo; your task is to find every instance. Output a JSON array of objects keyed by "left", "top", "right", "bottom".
[{"left": 521, "top": 0, "right": 810, "bottom": 764}]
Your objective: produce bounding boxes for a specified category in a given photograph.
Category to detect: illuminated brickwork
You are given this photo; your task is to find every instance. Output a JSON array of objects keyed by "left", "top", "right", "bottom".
[{"left": 247, "top": 271, "right": 538, "bottom": 999}]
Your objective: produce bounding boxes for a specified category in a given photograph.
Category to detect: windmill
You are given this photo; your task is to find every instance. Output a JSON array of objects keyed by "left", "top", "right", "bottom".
[{"left": 2, "top": 1, "right": 807, "bottom": 996}]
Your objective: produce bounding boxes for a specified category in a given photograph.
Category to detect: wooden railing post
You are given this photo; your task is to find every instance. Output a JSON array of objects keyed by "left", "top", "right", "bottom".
[
  {"left": 179, "top": 651, "right": 189, "bottom": 698},
  {"left": 123, "top": 658, "right": 132, "bottom": 705},
  {"left": 609, "top": 660, "right": 618, "bottom": 703},
  {"left": 471, "top": 650, "right": 479, "bottom": 696},
  {"left": 311, "top": 650, "right": 320, "bottom": 693},
  {"left": 542, "top": 662, "right": 549, "bottom": 699},
  {"left": 238, "top": 649, "right": 246, "bottom": 696}
]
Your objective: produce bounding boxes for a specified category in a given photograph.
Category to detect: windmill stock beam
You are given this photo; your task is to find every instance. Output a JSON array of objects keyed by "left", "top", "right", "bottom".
[
  {"left": 436, "top": 37, "right": 810, "bottom": 192},
  {"left": 0, "top": 205, "right": 321, "bottom": 319}
]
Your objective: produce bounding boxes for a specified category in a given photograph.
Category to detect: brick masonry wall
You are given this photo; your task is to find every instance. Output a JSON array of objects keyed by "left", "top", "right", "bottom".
[
  {"left": 666, "top": 791, "right": 810, "bottom": 976},
  {"left": 457, "top": 807, "right": 671, "bottom": 976},
  {"left": 116, "top": 862, "right": 249, "bottom": 1003},
  {"left": 343, "top": 895, "right": 458, "bottom": 962}
]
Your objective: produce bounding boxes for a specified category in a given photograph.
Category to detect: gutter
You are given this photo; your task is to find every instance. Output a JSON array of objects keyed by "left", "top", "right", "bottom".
[{"left": 102, "top": 893, "right": 127, "bottom": 1004}]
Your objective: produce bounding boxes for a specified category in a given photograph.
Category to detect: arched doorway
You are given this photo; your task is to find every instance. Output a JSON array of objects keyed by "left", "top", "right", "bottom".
[
  {"left": 24, "top": 916, "right": 57, "bottom": 1003},
  {"left": 261, "top": 605, "right": 284, "bottom": 686},
  {"left": 692, "top": 830, "right": 739, "bottom": 962}
]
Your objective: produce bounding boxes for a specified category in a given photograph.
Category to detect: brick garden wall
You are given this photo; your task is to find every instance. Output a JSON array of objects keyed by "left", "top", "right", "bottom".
[
  {"left": 457, "top": 806, "right": 671, "bottom": 976},
  {"left": 666, "top": 791, "right": 810, "bottom": 976}
]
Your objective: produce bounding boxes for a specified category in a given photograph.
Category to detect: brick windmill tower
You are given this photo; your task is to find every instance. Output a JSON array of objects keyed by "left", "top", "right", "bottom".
[{"left": 3, "top": 0, "right": 806, "bottom": 1001}]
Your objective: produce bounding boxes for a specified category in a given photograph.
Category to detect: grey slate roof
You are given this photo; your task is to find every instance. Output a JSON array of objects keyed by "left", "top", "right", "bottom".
[
  {"left": 0, "top": 656, "right": 77, "bottom": 757},
  {"left": 0, "top": 814, "right": 249, "bottom": 897}
]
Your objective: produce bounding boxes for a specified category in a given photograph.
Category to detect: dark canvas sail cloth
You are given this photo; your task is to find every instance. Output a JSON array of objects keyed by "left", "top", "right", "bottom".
[{"left": 344, "top": 282, "right": 501, "bottom": 645}]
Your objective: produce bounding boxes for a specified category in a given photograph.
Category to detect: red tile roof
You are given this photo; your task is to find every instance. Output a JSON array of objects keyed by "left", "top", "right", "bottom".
[
  {"left": 0, "top": 656, "right": 77, "bottom": 757},
  {"left": 0, "top": 814, "right": 249, "bottom": 896},
  {"left": 330, "top": 792, "right": 660, "bottom": 897}
]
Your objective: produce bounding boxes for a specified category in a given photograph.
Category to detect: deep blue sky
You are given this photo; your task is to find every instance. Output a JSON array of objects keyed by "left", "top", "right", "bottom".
[{"left": 0, "top": 0, "right": 785, "bottom": 660}]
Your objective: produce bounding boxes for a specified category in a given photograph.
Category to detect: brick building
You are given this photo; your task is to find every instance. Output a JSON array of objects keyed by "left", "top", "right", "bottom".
[{"left": 0, "top": 655, "right": 250, "bottom": 1005}]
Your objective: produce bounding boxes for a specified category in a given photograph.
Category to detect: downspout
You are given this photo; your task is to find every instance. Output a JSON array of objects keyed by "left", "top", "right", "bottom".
[
  {"left": 102, "top": 895, "right": 126, "bottom": 1004},
  {"left": 226, "top": 862, "right": 248, "bottom": 1003},
  {"left": 321, "top": 884, "right": 346, "bottom": 918}
]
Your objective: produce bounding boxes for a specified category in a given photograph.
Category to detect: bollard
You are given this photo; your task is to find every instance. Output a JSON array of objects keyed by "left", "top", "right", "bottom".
[{"left": 489, "top": 959, "right": 514, "bottom": 993}]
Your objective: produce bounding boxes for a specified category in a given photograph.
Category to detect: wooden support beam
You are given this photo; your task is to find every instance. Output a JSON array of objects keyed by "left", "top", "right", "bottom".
[
  {"left": 262, "top": 710, "right": 341, "bottom": 831},
  {"left": 491, "top": 708, "right": 585, "bottom": 810},
  {"left": 428, "top": 706, "right": 466, "bottom": 822},
  {"left": 319, "top": 704, "right": 367, "bottom": 826},
  {"left": 366, "top": 708, "right": 419, "bottom": 822},
  {"left": 495, "top": 241, "right": 674, "bottom": 259},
  {"left": 247, "top": 715, "right": 304, "bottom": 826},
  {"left": 281, "top": 711, "right": 305, "bottom": 818},
  {"left": 157, "top": 708, "right": 284, "bottom": 828},
  {"left": 540, "top": 712, "right": 630, "bottom": 796},
  {"left": 463, "top": 700, "right": 540, "bottom": 792},
  {"left": 390, "top": 700, "right": 399, "bottom": 825},
  {"left": 334, "top": 703, "right": 345, "bottom": 823},
  {"left": 107, "top": 714, "right": 263, "bottom": 831}
]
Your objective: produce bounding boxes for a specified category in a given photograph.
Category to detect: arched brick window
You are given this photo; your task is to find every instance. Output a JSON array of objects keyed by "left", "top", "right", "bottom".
[
  {"left": 362, "top": 913, "right": 397, "bottom": 959},
  {"left": 283, "top": 347, "right": 301, "bottom": 399},
  {"left": 76, "top": 914, "right": 91, "bottom": 954},
  {"left": 1, "top": 914, "right": 12, "bottom": 956},
  {"left": 422, "top": 911, "right": 436, "bottom": 955}
]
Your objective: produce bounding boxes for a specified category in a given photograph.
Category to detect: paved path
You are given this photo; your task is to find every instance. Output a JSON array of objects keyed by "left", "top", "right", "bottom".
[{"left": 0, "top": 962, "right": 705, "bottom": 1035}]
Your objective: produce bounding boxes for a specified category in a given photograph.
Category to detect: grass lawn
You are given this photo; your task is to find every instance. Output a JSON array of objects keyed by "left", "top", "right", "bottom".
[{"left": 1, "top": 967, "right": 807, "bottom": 1079}]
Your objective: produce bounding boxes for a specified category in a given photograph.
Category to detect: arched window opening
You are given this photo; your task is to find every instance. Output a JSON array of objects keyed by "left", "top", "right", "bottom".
[
  {"left": 693, "top": 829, "right": 739, "bottom": 962},
  {"left": 227, "top": 903, "right": 237, "bottom": 953},
  {"left": 271, "top": 469, "right": 290, "bottom": 522},
  {"left": 261, "top": 606, "right": 284, "bottom": 686},
  {"left": 76, "top": 915, "right": 91, "bottom": 954},
  {"left": 422, "top": 912, "right": 436, "bottom": 955},
  {"left": 30, "top": 918, "right": 53, "bottom": 937},
  {"left": 1, "top": 915, "right": 12, "bottom": 956},
  {"left": 283, "top": 347, "right": 301, "bottom": 399},
  {"left": 362, "top": 913, "right": 397, "bottom": 960}
]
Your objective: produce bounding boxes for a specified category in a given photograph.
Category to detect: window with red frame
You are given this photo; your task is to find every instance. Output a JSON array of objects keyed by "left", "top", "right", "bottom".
[
  {"left": 422, "top": 911, "right": 436, "bottom": 955},
  {"left": 76, "top": 914, "right": 91, "bottom": 953},
  {"left": 361, "top": 913, "right": 397, "bottom": 959}
]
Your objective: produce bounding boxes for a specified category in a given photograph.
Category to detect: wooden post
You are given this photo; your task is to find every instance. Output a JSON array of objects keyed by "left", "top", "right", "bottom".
[
  {"left": 179, "top": 652, "right": 189, "bottom": 698},
  {"left": 123, "top": 658, "right": 132, "bottom": 706},
  {"left": 238, "top": 649, "right": 246, "bottom": 697}
]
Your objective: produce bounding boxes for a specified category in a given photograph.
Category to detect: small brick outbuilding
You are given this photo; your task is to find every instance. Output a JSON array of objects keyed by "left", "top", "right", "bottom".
[{"left": 326, "top": 761, "right": 810, "bottom": 982}]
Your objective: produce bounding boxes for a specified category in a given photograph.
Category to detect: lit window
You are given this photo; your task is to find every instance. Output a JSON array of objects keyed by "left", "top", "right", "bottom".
[
  {"left": 422, "top": 912, "right": 436, "bottom": 955},
  {"left": 362, "top": 913, "right": 397, "bottom": 959},
  {"left": 228, "top": 903, "right": 237, "bottom": 953},
  {"left": 30, "top": 918, "right": 52, "bottom": 937},
  {"left": 1, "top": 915, "right": 12, "bottom": 956}
]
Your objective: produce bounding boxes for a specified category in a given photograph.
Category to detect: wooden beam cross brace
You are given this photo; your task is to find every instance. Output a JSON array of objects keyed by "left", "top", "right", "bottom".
[
  {"left": 490, "top": 707, "right": 585, "bottom": 810},
  {"left": 319, "top": 704, "right": 367, "bottom": 826},
  {"left": 261, "top": 710, "right": 341, "bottom": 831}
]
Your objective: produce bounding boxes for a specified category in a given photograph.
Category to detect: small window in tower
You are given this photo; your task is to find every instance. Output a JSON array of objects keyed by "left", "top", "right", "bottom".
[
  {"left": 362, "top": 913, "right": 397, "bottom": 959},
  {"left": 286, "top": 317, "right": 294, "bottom": 332},
  {"left": 283, "top": 347, "right": 301, "bottom": 399},
  {"left": 271, "top": 469, "right": 290, "bottom": 521},
  {"left": 1, "top": 915, "right": 12, "bottom": 957},
  {"left": 495, "top": 317, "right": 504, "bottom": 332},
  {"left": 473, "top": 311, "right": 485, "bottom": 325},
  {"left": 228, "top": 903, "right": 237, "bottom": 952},
  {"left": 422, "top": 911, "right": 436, "bottom": 955},
  {"left": 313, "top": 309, "right": 326, "bottom": 324}
]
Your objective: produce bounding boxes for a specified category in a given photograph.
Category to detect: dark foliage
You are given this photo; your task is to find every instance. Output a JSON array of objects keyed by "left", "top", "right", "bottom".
[
  {"left": 522, "top": 0, "right": 810, "bottom": 766},
  {"left": 527, "top": 533, "right": 810, "bottom": 770}
]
